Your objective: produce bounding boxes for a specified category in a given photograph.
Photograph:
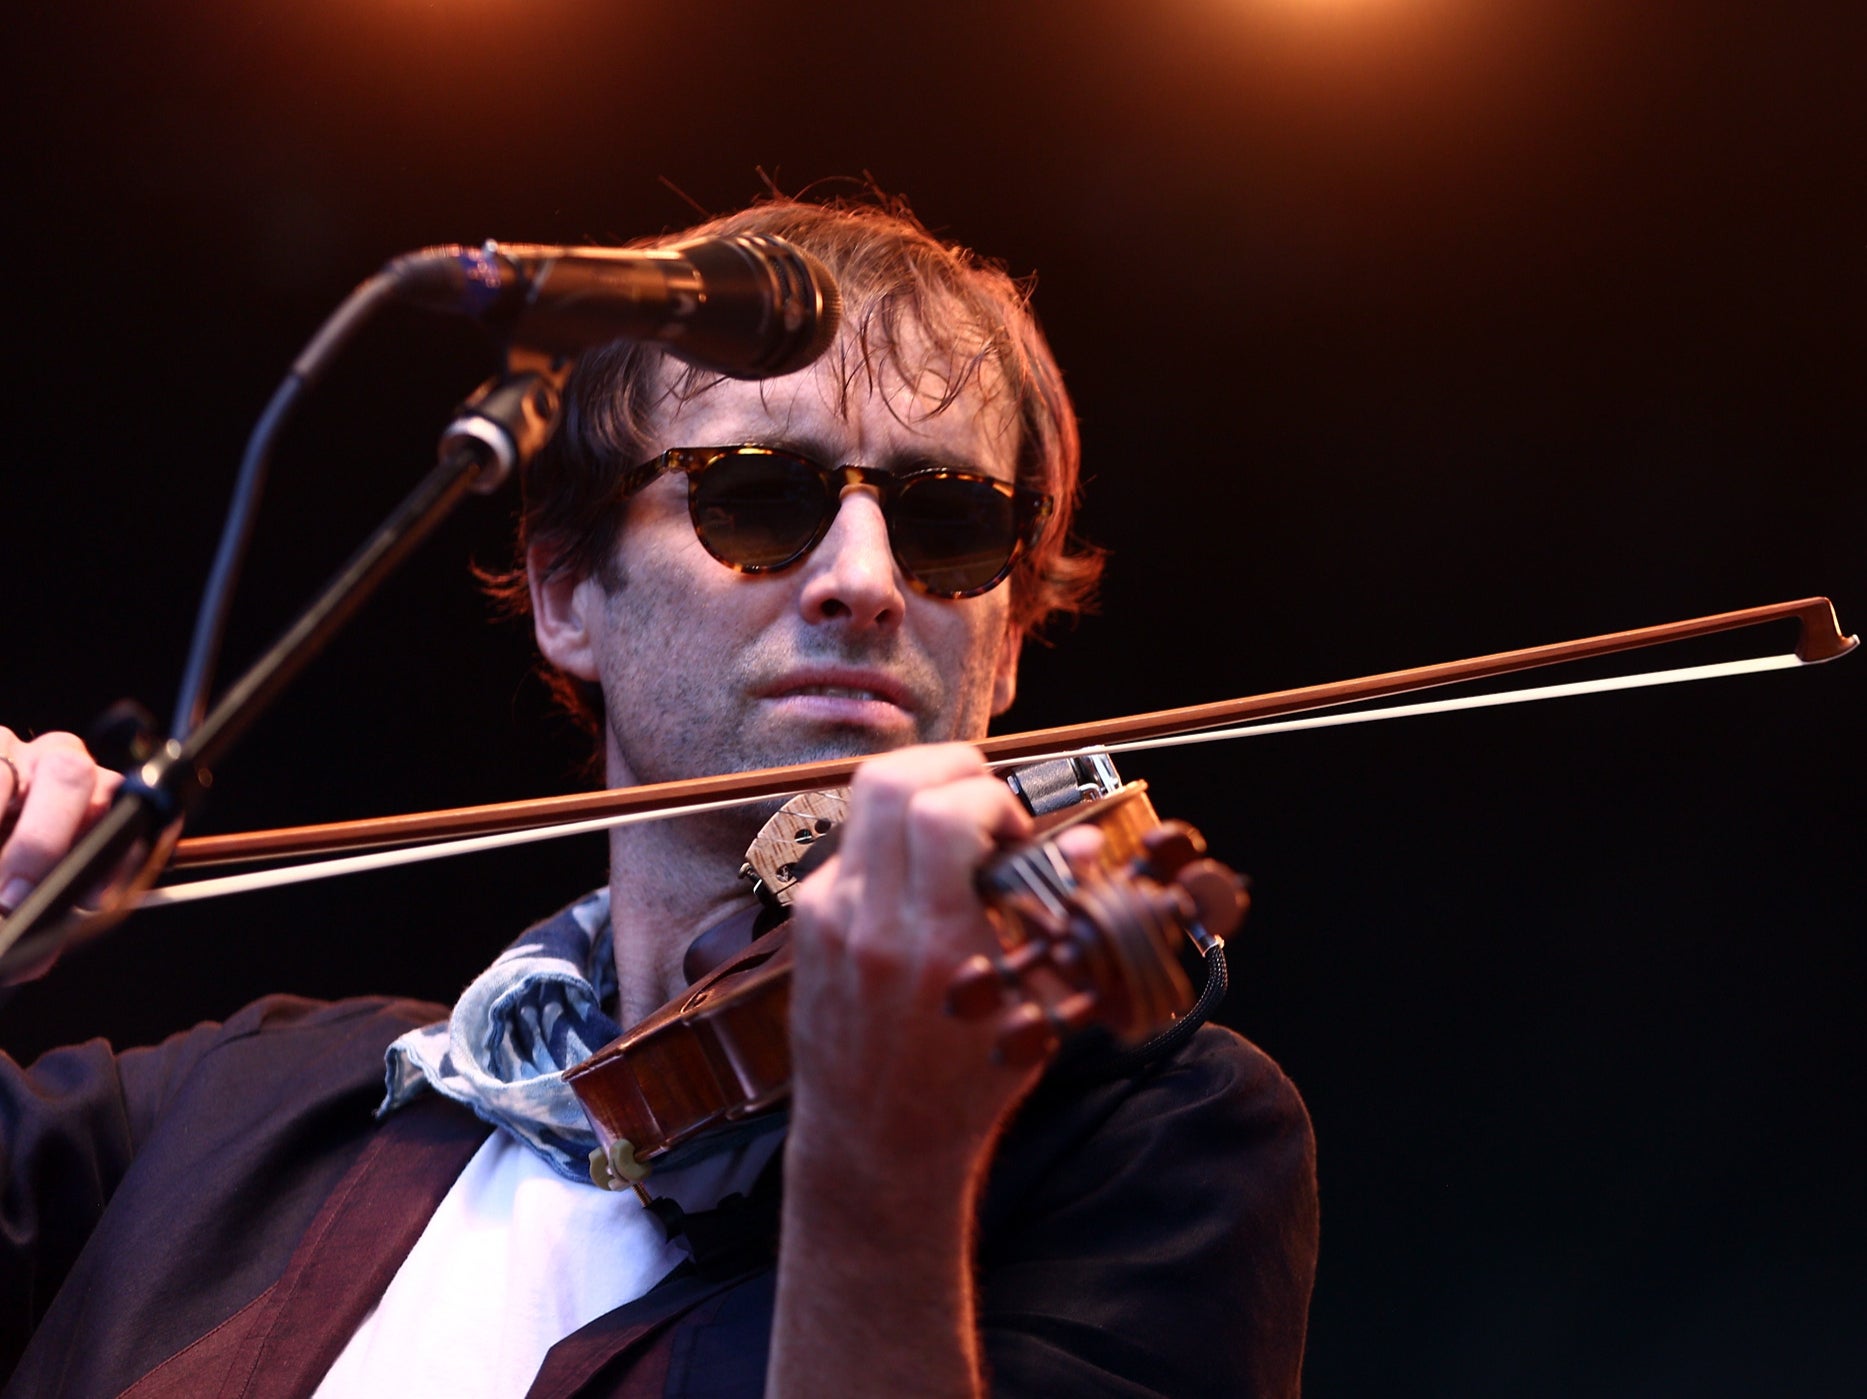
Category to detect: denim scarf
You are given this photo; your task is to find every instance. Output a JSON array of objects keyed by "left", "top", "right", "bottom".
[{"left": 380, "top": 889, "right": 621, "bottom": 1183}]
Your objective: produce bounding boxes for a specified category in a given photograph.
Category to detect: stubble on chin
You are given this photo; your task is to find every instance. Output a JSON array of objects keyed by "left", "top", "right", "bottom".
[
  {"left": 600, "top": 653, "right": 980, "bottom": 794},
  {"left": 590, "top": 545, "right": 1010, "bottom": 791}
]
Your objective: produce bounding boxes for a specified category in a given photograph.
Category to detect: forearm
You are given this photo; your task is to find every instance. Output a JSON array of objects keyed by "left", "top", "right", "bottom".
[
  {"left": 767, "top": 749, "right": 1048, "bottom": 1395},
  {"left": 766, "top": 1134, "right": 990, "bottom": 1398}
]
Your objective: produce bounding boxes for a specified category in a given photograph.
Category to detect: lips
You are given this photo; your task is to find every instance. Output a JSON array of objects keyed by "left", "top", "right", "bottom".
[
  {"left": 760, "top": 669, "right": 918, "bottom": 712},
  {"left": 787, "top": 685, "right": 891, "bottom": 700}
]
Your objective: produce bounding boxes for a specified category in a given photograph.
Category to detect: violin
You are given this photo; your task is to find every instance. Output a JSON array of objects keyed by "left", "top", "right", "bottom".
[{"left": 566, "top": 779, "right": 1248, "bottom": 1190}]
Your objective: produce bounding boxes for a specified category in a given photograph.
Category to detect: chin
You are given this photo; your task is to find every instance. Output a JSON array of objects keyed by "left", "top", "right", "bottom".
[{"left": 754, "top": 726, "right": 915, "bottom": 769}]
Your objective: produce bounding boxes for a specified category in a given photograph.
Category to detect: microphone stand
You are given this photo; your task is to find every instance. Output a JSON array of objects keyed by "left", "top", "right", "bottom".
[{"left": 0, "top": 370, "right": 561, "bottom": 978}]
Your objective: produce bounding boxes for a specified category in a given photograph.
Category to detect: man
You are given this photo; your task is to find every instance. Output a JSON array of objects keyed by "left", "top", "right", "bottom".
[{"left": 1, "top": 196, "right": 1318, "bottom": 1396}]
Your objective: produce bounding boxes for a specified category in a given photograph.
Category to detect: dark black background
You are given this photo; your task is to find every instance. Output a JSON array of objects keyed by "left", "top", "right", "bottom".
[{"left": 4, "top": 2, "right": 1862, "bottom": 1393}]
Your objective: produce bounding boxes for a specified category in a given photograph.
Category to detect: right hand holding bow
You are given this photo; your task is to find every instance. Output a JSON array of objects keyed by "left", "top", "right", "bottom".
[{"left": 1, "top": 728, "right": 118, "bottom": 975}]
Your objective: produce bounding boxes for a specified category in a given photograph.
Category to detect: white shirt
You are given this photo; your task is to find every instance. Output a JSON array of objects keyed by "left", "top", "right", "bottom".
[{"left": 311, "top": 1130, "right": 685, "bottom": 1397}]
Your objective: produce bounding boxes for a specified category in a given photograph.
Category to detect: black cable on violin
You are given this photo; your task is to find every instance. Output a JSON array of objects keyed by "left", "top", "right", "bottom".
[
  {"left": 1114, "top": 940, "right": 1230, "bottom": 1069},
  {"left": 1034, "top": 937, "right": 1233, "bottom": 1098}
]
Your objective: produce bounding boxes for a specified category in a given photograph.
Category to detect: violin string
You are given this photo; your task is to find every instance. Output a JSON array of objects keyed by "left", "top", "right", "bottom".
[
  {"left": 134, "top": 651, "right": 1803, "bottom": 909},
  {"left": 1040, "top": 842, "right": 1077, "bottom": 890},
  {"left": 1030, "top": 840, "right": 1083, "bottom": 914},
  {"left": 1001, "top": 852, "right": 1072, "bottom": 923}
]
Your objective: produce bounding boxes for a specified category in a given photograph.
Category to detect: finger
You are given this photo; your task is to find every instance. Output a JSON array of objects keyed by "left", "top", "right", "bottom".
[
  {"left": 1052, "top": 822, "right": 1106, "bottom": 880},
  {"left": 18, "top": 732, "right": 120, "bottom": 817},
  {"left": 0, "top": 744, "right": 108, "bottom": 910},
  {"left": 900, "top": 774, "right": 1033, "bottom": 926},
  {"left": 0, "top": 769, "right": 19, "bottom": 836},
  {"left": 838, "top": 743, "right": 991, "bottom": 884},
  {"left": 0, "top": 727, "right": 23, "bottom": 814}
]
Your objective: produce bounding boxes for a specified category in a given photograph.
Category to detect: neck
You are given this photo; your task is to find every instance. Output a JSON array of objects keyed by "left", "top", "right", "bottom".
[{"left": 604, "top": 801, "right": 766, "bottom": 1029}]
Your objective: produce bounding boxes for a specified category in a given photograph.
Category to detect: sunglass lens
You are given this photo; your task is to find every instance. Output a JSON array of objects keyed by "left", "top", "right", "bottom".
[
  {"left": 690, "top": 452, "right": 833, "bottom": 569},
  {"left": 891, "top": 477, "right": 1020, "bottom": 596}
]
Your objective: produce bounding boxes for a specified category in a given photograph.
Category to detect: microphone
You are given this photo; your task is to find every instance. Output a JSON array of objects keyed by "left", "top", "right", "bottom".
[{"left": 384, "top": 234, "right": 842, "bottom": 379}]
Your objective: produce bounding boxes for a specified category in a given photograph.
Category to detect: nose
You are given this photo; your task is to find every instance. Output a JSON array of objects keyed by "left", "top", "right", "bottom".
[{"left": 796, "top": 486, "right": 906, "bottom": 630}]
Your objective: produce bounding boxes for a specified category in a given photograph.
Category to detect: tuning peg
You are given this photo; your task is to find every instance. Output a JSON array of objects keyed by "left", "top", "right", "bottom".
[
  {"left": 945, "top": 940, "right": 1051, "bottom": 1021},
  {"left": 993, "top": 1002, "right": 1059, "bottom": 1066},
  {"left": 1136, "top": 821, "right": 1207, "bottom": 880},
  {"left": 1173, "top": 859, "right": 1248, "bottom": 944}
]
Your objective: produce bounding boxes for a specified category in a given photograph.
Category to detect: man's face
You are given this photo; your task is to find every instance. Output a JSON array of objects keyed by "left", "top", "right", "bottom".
[{"left": 532, "top": 342, "right": 1026, "bottom": 791}]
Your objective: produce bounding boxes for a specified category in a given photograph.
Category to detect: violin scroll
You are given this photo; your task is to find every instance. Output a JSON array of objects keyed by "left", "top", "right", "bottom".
[{"left": 947, "top": 799, "right": 1249, "bottom": 1068}]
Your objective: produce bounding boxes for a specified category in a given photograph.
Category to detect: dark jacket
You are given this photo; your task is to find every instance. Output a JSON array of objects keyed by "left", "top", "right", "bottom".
[{"left": 3, "top": 994, "right": 1316, "bottom": 1397}]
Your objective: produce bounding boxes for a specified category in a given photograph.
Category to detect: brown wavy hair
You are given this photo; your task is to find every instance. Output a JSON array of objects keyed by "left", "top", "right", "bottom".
[{"left": 485, "top": 192, "right": 1101, "bottom": 737}]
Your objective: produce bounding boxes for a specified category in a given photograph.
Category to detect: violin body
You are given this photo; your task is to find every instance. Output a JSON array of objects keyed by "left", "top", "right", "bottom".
[
  {"left": 567, "top": 926, "right": 796, "bottom": 1168},
  {"left": 565, "top": 781, "right": 1248, "bottom": 1178}
]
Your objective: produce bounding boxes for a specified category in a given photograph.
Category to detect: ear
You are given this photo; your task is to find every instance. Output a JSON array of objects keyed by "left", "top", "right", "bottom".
[
  {"left": 527, "top": 546, "right": 604, "bottom": 682},
  {"left": 990, "top": 618, "right": 1023, "bottom": 716}
]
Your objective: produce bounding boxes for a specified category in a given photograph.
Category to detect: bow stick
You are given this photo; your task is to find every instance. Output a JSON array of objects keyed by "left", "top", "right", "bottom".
[{"left": 130, "top": 596, "right": 1853, "bottom": 908}]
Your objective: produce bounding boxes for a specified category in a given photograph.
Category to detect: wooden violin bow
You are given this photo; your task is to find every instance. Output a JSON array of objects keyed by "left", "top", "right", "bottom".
[{"left": 149, "top": 596, "right": 1852, "bottom": 895}]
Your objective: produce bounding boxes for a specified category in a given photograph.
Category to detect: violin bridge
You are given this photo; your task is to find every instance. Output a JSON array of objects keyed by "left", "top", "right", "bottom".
[{"left": 740, "top": 789, "right": 850, "bottom": 907}]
